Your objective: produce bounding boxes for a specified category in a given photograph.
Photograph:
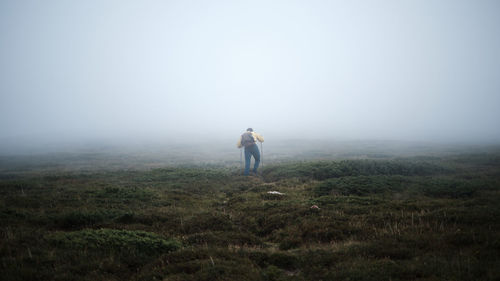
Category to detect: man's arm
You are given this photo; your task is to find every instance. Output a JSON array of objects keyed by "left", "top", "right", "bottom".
[
  {"left": 253, "top": 132, "right": 264, "bottom": 143},
  {"left": 237, "top": 137, "right": 242, "bottom": 148}
]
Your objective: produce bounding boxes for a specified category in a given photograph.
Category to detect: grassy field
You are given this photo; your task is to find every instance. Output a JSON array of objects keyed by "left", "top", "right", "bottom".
[{"left": 1, "top": 143, "right": 499, "bottom": 280}]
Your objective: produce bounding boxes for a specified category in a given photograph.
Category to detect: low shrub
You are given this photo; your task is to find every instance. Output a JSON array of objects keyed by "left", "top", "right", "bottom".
[
  {"left": 247, "top": 251, "right": 298, "bottom": 270},
  {"left": 263, "top": 160, "right": 445, "bottom": 181},
  {"left": 314, "top": 175, "right": 407, "bottom": 196},
  {"left": 95, "top": 186, "right": 156, "bottom": 201},
  {"left": 53, "top": 210, "right": 119, "bottom": 229},
  {"left": 416, "top": 178, "right": 480, "bottom": 198},
  {"left": 186, "top": 231, "right": 263, "bottom": 247},
  {"left": 183, "top": 212, "right": 234, "bottom": 234},
  {"left": 279, "top": 237, "right": 302, "bottom": 250},
  {"left": 347, "top": 239, "right": 414, "bottom": 260},
  {"left": 46, "top": 228, "right": 180, "bottom": 255}
]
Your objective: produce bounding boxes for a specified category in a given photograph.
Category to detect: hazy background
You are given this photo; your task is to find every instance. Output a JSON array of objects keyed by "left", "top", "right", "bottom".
[{"left": 1, "top": 0, "right": 500, "bottom": 154}]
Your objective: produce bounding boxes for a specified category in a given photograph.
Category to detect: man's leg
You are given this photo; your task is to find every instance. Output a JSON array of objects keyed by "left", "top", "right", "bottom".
[
  {"left": 244, "top": 148, "right": 252, "bottom": 175},
  {"left": 251, "top": 145, "right": 260, "bottom": 173}
]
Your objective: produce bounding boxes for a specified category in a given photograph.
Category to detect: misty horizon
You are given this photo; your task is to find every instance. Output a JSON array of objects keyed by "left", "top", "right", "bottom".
[{"left": 1, "top": 0, "right": 500, "bottom": 150}]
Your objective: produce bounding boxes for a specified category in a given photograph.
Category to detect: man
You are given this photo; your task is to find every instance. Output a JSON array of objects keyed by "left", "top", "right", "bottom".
[{"left": 237, "top": 128, "right": 264, "bottom": 175}]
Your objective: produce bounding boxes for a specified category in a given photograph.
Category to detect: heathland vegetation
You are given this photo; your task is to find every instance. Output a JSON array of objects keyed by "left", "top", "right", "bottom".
[{"left": 1, "top": 144, "right": 499, "bottom": 280}]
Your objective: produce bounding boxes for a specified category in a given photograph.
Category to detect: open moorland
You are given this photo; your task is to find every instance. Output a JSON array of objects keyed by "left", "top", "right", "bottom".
[{"left": 1, "top": 141, "right": 499, "bottom": 280}]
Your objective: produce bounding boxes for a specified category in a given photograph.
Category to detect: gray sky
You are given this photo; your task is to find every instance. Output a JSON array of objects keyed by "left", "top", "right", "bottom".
[{"left": 1, "top": 0, "right": 500, "bottom": 144}]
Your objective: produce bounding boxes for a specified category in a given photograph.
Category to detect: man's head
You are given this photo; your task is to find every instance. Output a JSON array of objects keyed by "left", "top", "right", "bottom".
[{"left": 246, "top": 128, "right": 253, "bottom": 132}]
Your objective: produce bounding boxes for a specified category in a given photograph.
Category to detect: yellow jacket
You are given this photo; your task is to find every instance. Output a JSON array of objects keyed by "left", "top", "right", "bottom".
[{"left": 237, "top": 131, "right": 264, "bottom": 148}]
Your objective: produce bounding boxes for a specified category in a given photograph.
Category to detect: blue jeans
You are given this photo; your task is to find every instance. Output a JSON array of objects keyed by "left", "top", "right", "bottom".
[{"left": 244, "top": 144, "right": 260, "bottom": 175}]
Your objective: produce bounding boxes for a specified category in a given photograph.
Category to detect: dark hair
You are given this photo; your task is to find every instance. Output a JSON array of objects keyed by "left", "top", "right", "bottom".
[{"left": 246, "top": 128, "right": 253, "bottom": 132}]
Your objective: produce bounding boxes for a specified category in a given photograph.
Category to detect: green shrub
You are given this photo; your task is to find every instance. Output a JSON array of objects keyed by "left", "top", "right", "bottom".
[
  {"left": 46, "top": 228, "right": 180, "bottom": 255},
  {"left": 261, "top": 265, "right": 286, "bottom": 281},
  {"left": 139, "top": 167, "right": 229, "bottom": 183},
  {"left": 300, "top": 249, "right": 341, "bottom": 268},
  {"left": 314, "top": 175, "right": 407, "bottom": 196},
  {"left": 154, "top": 249, "right": 262, "bottom": 281},
  {"left": 416, "top": 178, "right": 480, "bottom": 198},
  {"left": 183, "top": 212, "right": 234, "bottom": 234},
  {"left": 263, "top": 160, "right": 445, "bottom": 181},
  {"left": 279, "top": 237, "right": 301, "bottom": 250},
  {"left": 53, "top": 210, "right": 119, "bottom": 229},
  {"left": 246, "top": 251, "right": 298, "bottom": 270},
  {"left": 186, "top": 231, "right": 263, "bottom": 247},
  {"left": 96, "top": 186, "right": 156, "bottom": 201},
  {"left": 347, "top": 239, "right": 414, "bottom": 260},
  {"left": 299, "top": 220, "right": 349, "bottom": 242}
]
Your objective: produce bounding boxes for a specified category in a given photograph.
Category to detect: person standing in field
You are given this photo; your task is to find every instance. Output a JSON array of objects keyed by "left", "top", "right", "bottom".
[{"left": 237, "top": 128, "right": 264, "bottom": 175}]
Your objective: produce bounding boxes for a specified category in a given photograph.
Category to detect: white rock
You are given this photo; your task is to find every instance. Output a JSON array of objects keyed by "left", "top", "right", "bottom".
[{"left": 267, "top": 191, "right": 285, "bottom": 195}]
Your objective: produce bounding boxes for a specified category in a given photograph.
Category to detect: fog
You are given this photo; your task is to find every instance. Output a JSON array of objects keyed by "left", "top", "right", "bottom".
[{"left": 1, "top": 0, "right": 500, "bottom": 152}]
